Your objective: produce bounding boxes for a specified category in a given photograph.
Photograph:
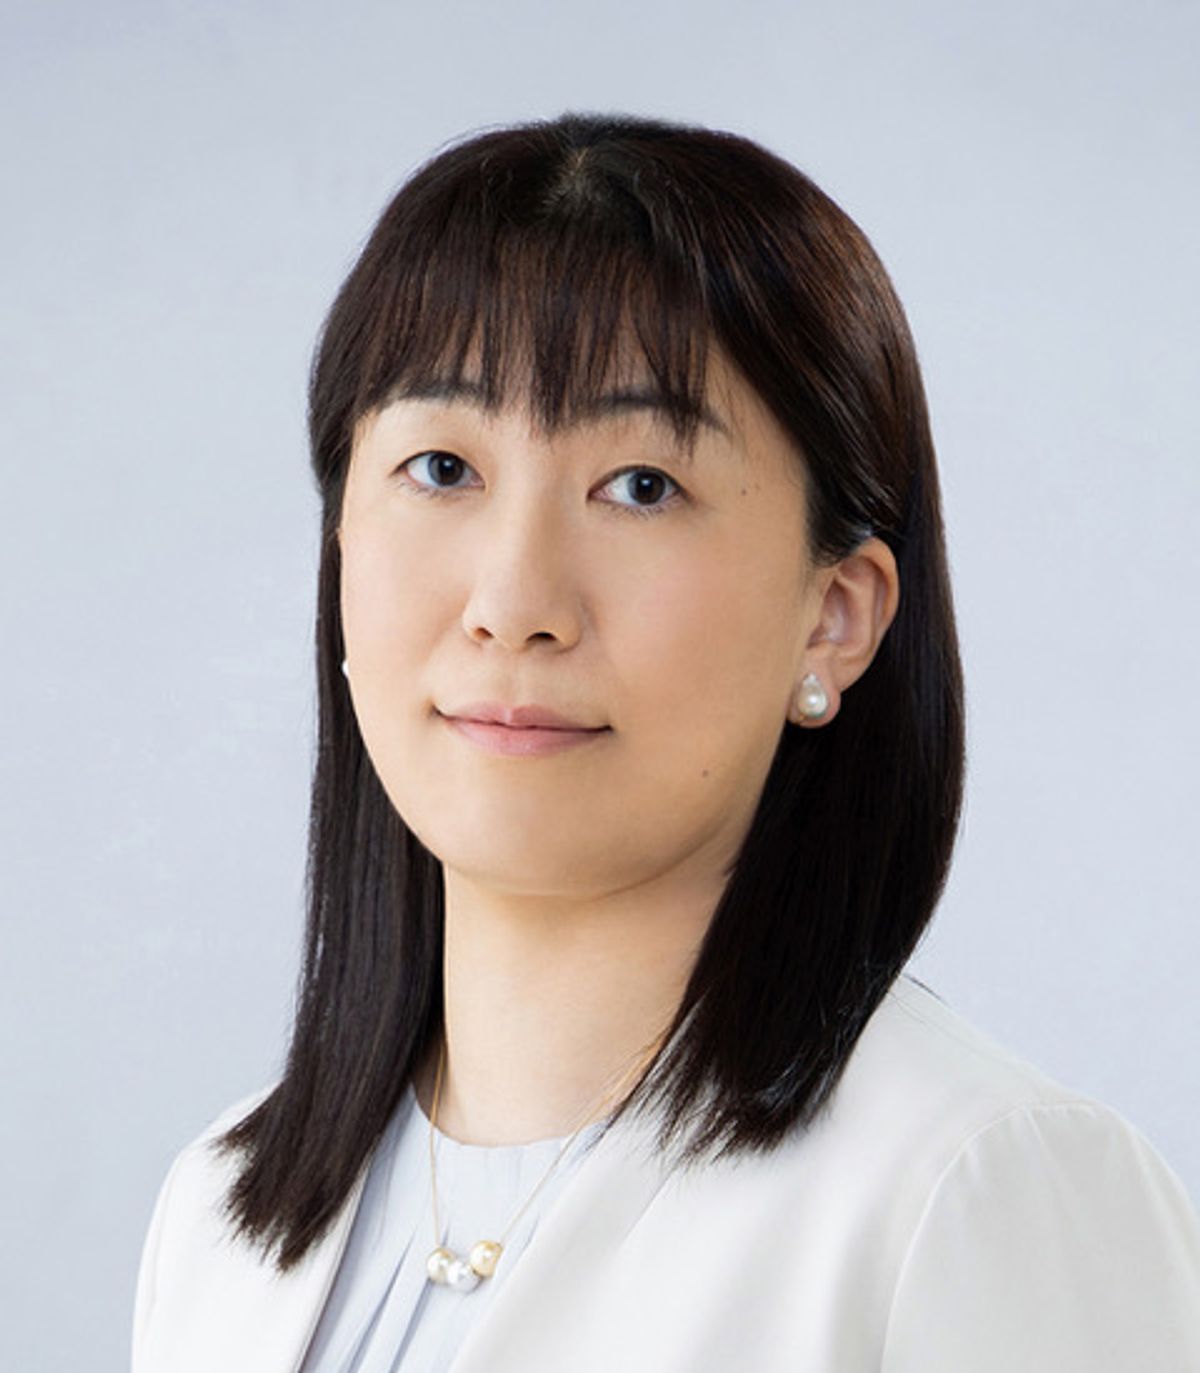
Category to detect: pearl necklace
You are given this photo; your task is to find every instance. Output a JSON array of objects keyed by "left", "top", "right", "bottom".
[{"left": 423, "top": 1035, "right": 657, "bottom": 1293}]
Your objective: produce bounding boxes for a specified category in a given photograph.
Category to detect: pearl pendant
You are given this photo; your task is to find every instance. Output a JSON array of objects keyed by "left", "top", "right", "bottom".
[
  {"left": 470, "top": 1239, "right": 503, "bottom": 1277},
  {"left": 444, "top": 1257, "right": 480, "bottom": 1291},
  {"left": 427, "top": 1239, "right": 504, "bottom": 1292},
  {"left": 426, "top": 1246, "right": 454, "bottom": 1285}
]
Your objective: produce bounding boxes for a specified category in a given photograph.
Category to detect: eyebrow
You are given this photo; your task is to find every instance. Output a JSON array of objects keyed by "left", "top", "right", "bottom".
[{"left": 382, "top": 378, "right": 732, "bottom": 444}]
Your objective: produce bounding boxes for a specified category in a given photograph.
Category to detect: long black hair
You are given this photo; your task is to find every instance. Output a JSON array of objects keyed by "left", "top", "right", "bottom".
[{"left": 216, "top": 111, "right": 965, "bottom": 1272}]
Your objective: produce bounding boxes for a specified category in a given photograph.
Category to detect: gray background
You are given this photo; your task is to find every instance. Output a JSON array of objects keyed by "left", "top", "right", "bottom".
[{"left": 2, "top": 1, "right": 1196, "bottom": 1366}]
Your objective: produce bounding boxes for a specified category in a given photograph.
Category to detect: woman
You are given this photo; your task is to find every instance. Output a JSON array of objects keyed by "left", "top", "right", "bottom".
[{"left": 132, "top": 113, "right": 1200, "bottom": 1371}]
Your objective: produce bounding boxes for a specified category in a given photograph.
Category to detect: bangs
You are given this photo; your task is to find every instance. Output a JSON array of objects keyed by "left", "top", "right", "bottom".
[{"left": 346, "top": 157, "right": 716, "bottom": 447}]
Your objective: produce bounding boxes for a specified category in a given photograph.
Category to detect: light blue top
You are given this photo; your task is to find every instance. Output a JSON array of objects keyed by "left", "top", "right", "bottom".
[{"left": 298, "top": 1082, "right": 609, "bottom": 1372}]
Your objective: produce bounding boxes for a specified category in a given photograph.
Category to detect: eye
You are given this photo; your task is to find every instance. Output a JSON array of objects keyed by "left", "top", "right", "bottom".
[
  {"left": 597, "top": 466, "right": 685, "bottom": 519},
  {"left": 397, "top": 451, "right": 480, "bottom": 494},
  {"left": 395, "top": 452, "right": 685, "bottom": 518}
]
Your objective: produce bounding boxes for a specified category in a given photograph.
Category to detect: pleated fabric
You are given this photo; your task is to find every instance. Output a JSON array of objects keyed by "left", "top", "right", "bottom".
[{"left": 299, "top": 1084, "right": 607, "bottom": 1373}]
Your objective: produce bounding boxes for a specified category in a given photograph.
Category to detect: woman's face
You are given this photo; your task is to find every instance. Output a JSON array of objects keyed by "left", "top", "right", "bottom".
[{"left": 338, "top": 348, "right": 827, "bottom": 900}]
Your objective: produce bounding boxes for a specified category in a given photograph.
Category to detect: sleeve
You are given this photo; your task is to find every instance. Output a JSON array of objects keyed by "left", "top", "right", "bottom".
[{"left": 880, "top": 1101, "right": 1200, "bottom": 1372}]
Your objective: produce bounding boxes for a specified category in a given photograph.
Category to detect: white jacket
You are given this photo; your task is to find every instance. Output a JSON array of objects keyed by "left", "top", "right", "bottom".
[{"left": 132, "top": 975, "right": 1200, "bottom": 1371}]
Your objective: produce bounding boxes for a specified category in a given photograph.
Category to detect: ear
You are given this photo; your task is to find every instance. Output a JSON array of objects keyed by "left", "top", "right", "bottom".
[{"left": 790, "top": 537, "right": 900, "bottom": 728}]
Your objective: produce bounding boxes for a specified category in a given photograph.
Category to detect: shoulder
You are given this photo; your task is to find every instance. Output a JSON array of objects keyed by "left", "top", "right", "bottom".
[
  {"left": 134, "top": 1082, "right": 374, "bottom": 1372},
  {"left": 845, "top": 976, "right": 1200, "bottom": 1369},
  {"left": 835, "top": 973, "right": 1197, "bottom": 1235},
  {"left": 133, "top": 1084, "right": 278, "bottom": 1371},
  {"left": 845, "top": 972, "right": 1100, "bottom": 1130},
  {"left": 819, "top": 973, "right": 1179, "bottom": 1180}
]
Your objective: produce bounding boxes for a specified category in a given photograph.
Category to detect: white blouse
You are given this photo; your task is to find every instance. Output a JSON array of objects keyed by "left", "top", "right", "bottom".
[{"left": 298, "top": 1084, "right": 608, "bottom": 1373}]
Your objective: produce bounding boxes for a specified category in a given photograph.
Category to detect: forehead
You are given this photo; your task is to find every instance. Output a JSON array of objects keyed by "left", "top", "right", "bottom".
[
  {"left": 351, "top": 265, "right": 715, "bottom": 432},
  {"left": 372, "top": 333, "right": 780, "bottom": 439}
]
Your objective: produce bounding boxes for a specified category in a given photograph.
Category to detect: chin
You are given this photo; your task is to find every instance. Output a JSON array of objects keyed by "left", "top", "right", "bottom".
[{"left": 419, "top": 817, "right": 616, "bottom": 897}]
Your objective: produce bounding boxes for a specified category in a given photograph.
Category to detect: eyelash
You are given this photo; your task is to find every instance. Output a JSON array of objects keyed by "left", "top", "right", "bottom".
[{"left": 394, "top": 451, "right": 686, "bottom": 519}]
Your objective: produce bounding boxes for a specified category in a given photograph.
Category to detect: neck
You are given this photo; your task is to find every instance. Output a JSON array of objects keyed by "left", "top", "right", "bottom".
[{"left": 413, "top": 864, "right": 718, "bottom": 1145}]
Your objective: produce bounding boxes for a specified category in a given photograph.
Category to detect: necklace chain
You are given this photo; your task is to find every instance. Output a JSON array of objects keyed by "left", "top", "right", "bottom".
[{"left": 424, "top": 1031, "right": 661, "bottom": 1293}]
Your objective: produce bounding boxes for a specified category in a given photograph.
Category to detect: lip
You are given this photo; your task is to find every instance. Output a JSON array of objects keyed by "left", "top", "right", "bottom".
[
  {"left": 436, "top": 702, "right": 611, "bottom": 758},
  {"left": 440, "top": 714, "right": 611, "bottom": 757},
  {"left": 442, "top": 701, "right": 604, "bottom": 731}
]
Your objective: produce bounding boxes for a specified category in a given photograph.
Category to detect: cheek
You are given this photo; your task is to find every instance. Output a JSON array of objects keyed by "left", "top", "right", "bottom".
[
  {"left": 338, "top": 524, "right": 451, "bottom": 802},
  {"left": 339, "top": 528, "right": 445, "bottom": 843},
  {"left": 628, "top": 541, "right": 800, "bottom": 730},
  {"left": 340, "top": 521, "right": 440, "bottom": 664}
]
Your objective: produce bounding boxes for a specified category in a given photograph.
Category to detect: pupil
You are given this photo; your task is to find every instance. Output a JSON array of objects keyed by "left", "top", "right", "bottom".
[
  {"left": 435, "top": 455, "right": 460, "bottom": 484},
  {"left": 634, "top": 473, "right": 662, "bottom": 503}
]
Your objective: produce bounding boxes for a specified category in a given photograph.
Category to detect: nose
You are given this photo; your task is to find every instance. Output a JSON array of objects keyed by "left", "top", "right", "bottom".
[{"left": 460, "top": 494, "right": 584, "bottom": 652}]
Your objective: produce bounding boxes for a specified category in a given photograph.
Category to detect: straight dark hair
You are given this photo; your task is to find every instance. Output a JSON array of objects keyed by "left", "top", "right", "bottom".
[{"left": 216, "top": 111, "right": 965, "bottom": 1272}]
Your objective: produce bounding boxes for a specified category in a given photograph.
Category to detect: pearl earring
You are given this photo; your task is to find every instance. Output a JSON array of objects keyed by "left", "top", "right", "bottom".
[
  {"left": 795, "top": 672, "right": 829, "bottom": 721},
  {"left": 341, "top": 658, "right": 350, "bottom": 680}
]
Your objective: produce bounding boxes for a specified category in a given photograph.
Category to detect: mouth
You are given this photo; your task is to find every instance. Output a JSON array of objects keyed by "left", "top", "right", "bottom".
[
  {"left": 436, "top": 710, "right": 612, "bottom": 757},
  {"left": 437, "top": 702, "right": 609, "bottom": 731}
]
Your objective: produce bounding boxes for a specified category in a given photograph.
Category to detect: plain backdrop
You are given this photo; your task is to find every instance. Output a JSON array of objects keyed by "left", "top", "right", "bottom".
[{"left": 2, "top": 1, "right": 1197, "bottom": 1367}]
